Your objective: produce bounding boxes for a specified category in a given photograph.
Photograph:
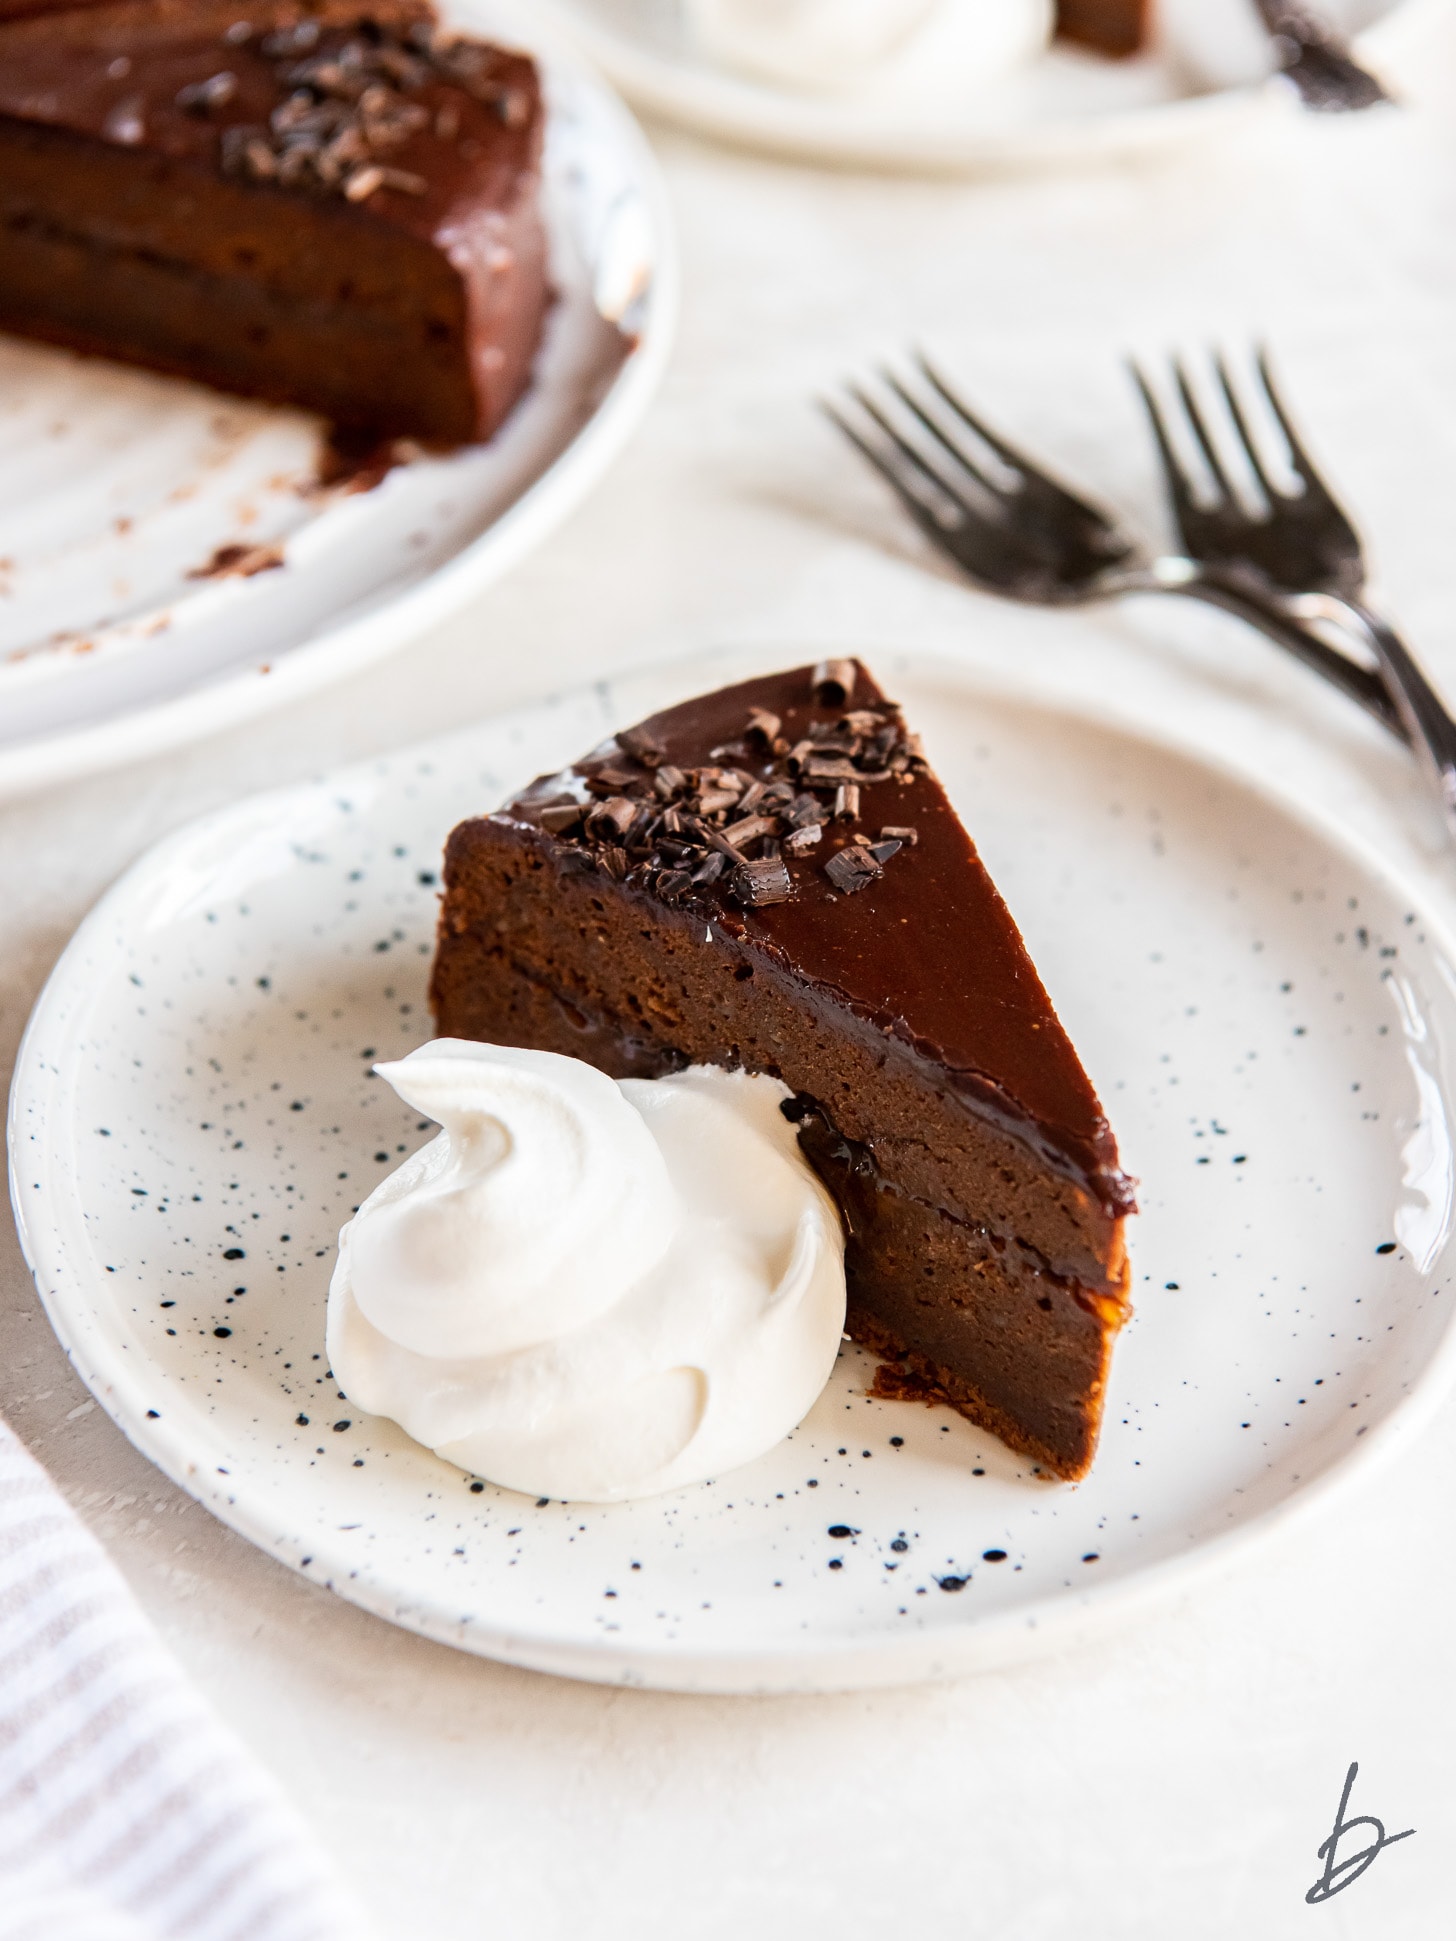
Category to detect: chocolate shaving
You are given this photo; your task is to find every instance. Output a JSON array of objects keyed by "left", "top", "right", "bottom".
[
  {"left": 685, "top": 816, "right": 744, "bottom": 862},
  {"left": 177, "top": 71, "right": 239, "bottom": 114},
  {"left": 802, "top": 754, "right": 861, "bottom": 783},
  {"left": 730, "top": 857, "right": 795, "bottom": 907},
  {"left": 373, "top": 165, "right": 428, "bottom": 196},
  {"left": 587, "top": 796, "right": 638, "bottom": 840},
  {"left": 824, "top": 846, "right": 882, "bottom": 895},
  {"left": 783, "top": 824, "right": 822, "bottom": 855},
  {"left": 833, "top": 783, "right": 861, "bottom": 822},
  {"left": 618, "top": 724, "right": 666, "bottom": 767},
  {"left": 343, "top": 162, "right": 386, "bottom": 199},
  {"left": 585, "top": 765, "right": 643, "bottom": 795},
  {"left": 745, "top": 707, "right": 781, "bottom": 746},
  {"left": 812, "top": 659, "right": 856, "bottom": 706},
  {"left": 536, "top": 802, "right": 583, "bottom": 835},
  {"left": 880, "top": 825, "right": 919, "bottom": 845},
  {"left": 722, "top": 814, "right": 779, "bottom": 851}
]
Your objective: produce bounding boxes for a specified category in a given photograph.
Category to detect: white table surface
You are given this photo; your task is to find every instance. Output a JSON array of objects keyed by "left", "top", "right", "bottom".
[{"left": 5, "top": 16, "right": 1456, "bottom": 1935}]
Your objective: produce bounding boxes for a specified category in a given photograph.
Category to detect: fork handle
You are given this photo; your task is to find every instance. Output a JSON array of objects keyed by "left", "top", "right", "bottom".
[
  {"left": 1301, "top": 594, "right": 1456, "bottom": 839},
  {"left": 1180, "top": 579, "right": 1405, "bottom": 741},
  {"left": 1108, "top": 566, "right": 1406, "bottom": 741}
]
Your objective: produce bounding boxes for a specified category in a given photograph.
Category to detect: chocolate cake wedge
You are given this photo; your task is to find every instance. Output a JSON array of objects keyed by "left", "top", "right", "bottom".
[
  {"left": 0, "top": 0, "right": 549, "bottom": 444},
  {"left": 431, "top": 661, "right": 1135, "bottom": 1480}
]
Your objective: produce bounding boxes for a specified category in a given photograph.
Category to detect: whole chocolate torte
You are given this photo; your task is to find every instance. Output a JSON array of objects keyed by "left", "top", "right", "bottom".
[
  {"left": 0, "top": 0, "right": 549, "bottom": 444},
  {"left": 431, "top": 662, "right": 1135, "bottom": 1480}
]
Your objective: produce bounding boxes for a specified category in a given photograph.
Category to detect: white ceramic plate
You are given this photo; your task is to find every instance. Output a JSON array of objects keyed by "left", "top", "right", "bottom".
[
  {"left": 12, "top": 648, "right": 1456, "bottom": 1693},
  {"left": 532, "top": 0, "right": 1417, "bottom": 173},
  {"left": 0, "top": 0, "right": 676, "bottom": 800}
]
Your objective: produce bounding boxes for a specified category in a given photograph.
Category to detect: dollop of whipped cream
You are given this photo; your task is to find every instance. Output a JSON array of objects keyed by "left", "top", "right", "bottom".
[
  {"left": 326, "top": 1040, "right": 846, "bottom": 1502},
  {"left": 685, "top": 0, "right": 1053, "bottom": 95}
]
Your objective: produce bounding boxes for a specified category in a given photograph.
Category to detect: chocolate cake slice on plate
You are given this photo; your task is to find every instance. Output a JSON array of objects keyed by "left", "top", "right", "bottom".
[
  {"left": 432, "top": 661, "right": 1135, "bottom": 1480},
  {"left": 0, "top": 0, "right": 549, "bottom": 444}
]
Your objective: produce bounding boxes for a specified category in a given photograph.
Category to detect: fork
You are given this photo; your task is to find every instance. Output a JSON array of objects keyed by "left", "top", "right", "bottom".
[
  {"left": 1250, "top": 0, "right": 1397, "bottom": 111},
  {"left": 1251, "top": 1, "right": 1391, "bottom": 113},
  {"left": 825, "top": 354, "right": 1404, "bottom": 740},
  {"left": 1133, "top": 349, "right": 1456, "bottom": 840}
]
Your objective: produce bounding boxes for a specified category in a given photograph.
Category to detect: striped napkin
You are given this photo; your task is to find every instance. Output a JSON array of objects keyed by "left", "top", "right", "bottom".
[{"left": 0, "top": 1416, "right": 362, "bottom": 1941}]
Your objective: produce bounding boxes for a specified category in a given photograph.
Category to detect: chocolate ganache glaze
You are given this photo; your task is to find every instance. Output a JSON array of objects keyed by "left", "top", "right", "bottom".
[{"left": 504, "top": 661, "right": 1132, "bottom": 1217}]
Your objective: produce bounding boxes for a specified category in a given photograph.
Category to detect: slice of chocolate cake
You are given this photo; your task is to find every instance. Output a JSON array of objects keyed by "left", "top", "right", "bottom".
[
  {"left": 1055, "top": 0, "right": 1151, "bottom": 57},
  {"left": 0, "top": 0, "right": 549, "bottom": 445},
  {"left": 431, "top": 662, "right": 1135, "bottom": 1480}
]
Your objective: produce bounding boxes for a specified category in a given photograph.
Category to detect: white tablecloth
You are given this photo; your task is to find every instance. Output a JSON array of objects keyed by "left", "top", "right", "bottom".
[
  {"left": 4, "top": 13, "right": 1456, "bottom": 1936},
  {"left": 0, "top": 1421, "right": 357, "bottom": 1941}
]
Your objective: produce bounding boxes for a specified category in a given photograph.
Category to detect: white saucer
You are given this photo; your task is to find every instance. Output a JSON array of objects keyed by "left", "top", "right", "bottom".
[
  {"left": 0, "top": 0, "right": 676, "bottom": 800},
  {"left": 533, "top": 0, "right": 1416, "bottom": 173},
  {"left": 11, "top": 648, "right": 1456, "bottom": 1693}
]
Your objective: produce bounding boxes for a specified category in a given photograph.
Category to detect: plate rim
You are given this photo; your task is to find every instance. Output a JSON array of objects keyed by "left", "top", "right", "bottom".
[
  {"left": 12, "top": 644, "right": 1456, "bottom": 1693},
  {"left": 0, "top": 36, "right": 679, "bottom": 805},
  {"left": 531, "top": 0, "right": 1423, "bottom": 174}
]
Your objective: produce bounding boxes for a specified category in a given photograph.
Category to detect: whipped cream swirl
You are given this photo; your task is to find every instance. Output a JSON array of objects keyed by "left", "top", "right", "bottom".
[
  {"left": 326, "top": 1041, "right": 846, "bottom": 1502},
  {"left": 685, "top": 0, "right": 1053, "bottom": 94}
]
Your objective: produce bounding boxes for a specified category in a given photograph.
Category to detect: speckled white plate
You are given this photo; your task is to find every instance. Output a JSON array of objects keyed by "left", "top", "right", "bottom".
[
  {"left": 12, "top": 648, "right": 1456, "bottom": 1692},
  {"left": 532, "top": 0, "right": 1422, "bottom": 174},
  {"left": 0, "top": 0, "right": 675, "bottom": 800}
]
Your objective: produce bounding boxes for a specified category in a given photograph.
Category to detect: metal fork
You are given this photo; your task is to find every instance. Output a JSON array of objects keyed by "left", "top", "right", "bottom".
[
  {"left": 825, "top": 354, "right": 1403, "bottom": 740},
  {"left": 1252, "top": 1, "right": 1390, "bottom": 113},
  {"left": 1134, "top": 349, "right": 1456, "bottom": 841}
]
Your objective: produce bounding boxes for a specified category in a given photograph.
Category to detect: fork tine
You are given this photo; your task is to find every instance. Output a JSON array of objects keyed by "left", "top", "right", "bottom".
[
  {"left": 1129, "top": 359, "right": 1203, "bottom": 533},
  {"left": 819, "top": 399, "right": 962, "bottom": 530},
  {"left": 914, "top": 351, "right": 1113, "bottom": 525},
  {"left": 1252, "top": 345, "right": 1325, "bottom": 495},
  {"left": 914, "top": 351, "right": 1027, "bottom": 470},
  {"left": 1170, "top": 356, "right": 1238, "bottom": 501},
  {"left": 843, "top": 382, "right": 978, "bottom": 515},
  {"left": 877, "top": 367, "right": 1003, "bottom": 498},
  {"left": 1212, "top": 351, "right": 1279, "bottom": 503}
]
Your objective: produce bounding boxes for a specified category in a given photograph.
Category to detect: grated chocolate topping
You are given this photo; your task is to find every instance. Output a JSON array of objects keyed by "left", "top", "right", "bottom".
[
  {"left": 205, "top": 16, "right": 530, "bottom": 202},
  {"left": 524, "top": 669, "right": 927, "bottom": 911}
]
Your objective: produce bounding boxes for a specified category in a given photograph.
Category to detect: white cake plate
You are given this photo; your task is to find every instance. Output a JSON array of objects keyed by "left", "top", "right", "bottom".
[
  {"left": 0, "top": 0, "right": 677, "bottom": 799},
  {"left": 12, "top": 646, "right": 1456, "bottom": 1692}
]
